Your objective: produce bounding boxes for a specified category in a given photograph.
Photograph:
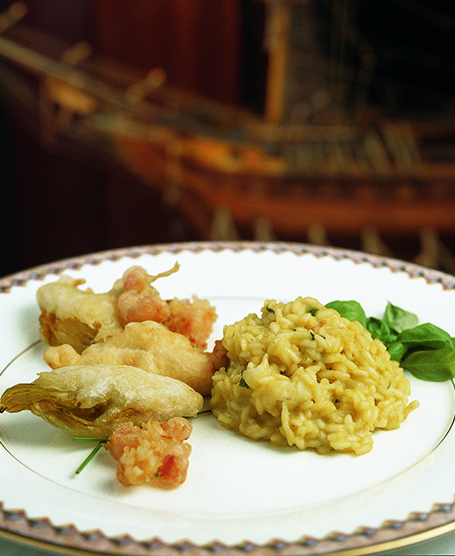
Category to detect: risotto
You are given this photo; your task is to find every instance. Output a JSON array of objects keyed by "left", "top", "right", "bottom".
[{"left": 210, "top": 297, "right": 419, "bottom": 455}]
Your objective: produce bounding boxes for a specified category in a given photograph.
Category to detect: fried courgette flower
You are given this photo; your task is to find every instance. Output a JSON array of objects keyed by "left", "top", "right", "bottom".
[
  {"left": 36, "top": 263, "right": 217, "bottom": 354},
  {"left": 37, "top": 275, "right": 122, "bottom": 353},
  {"left": 44, "top": 321, "right": 220, "bottom": 396},
  {"left": 0, "top": 365, "right": 204, "bottom": 437}
]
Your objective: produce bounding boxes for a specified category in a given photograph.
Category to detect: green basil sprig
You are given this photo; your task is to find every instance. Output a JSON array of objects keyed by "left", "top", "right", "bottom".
[{"left": 325, "top": 300, "right": 455, "bottom": 382}]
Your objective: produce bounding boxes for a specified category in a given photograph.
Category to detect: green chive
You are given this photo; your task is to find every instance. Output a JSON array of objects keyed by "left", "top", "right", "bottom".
[
  {"left": 73, "top": 436, "right": 108, "bottom": 442},
  {"left": 75, "top": 440, "right": 106, "bottom": 475}
]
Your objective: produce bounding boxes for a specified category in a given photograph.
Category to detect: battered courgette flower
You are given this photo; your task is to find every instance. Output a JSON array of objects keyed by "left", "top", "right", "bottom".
[{"left": 0, "top": 364, "right": 203, "bottom": 437}]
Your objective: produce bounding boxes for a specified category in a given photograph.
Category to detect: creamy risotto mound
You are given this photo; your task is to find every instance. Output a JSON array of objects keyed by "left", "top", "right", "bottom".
[{"left": 210, "top": 297, "right": 419, "bottom": 455}]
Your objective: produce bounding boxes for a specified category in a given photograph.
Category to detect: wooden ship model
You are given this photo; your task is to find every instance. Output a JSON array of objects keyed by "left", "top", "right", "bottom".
[{"left": 1, "top": 1, "right": 455, "bottom": 253}]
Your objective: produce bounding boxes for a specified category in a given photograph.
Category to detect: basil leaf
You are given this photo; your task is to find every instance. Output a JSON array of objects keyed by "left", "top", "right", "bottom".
[
  {"left": 366, "top": 316, "right": 397, "bottom": 346},
  {"left": 397, "top": 323, "right": 454, "bottom": 352},
  {"left": 387, "top": 341, "right": 407, "bottom": 362},
  {"left": 326, "top": 299, "right": 455, "bottom": 382},
  {"left": 401, "top": 348, "right": 455, "bottom": 382},
  {"left": 383, "top": 302, "right": 419, "bottom": 334},
  {"left": 325, "top": 300, "right": 367, "bottom": 328}
]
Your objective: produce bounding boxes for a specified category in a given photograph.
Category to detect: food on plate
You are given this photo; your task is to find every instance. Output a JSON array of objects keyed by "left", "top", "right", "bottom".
[
  {"left": 211, "top": 296, "right": 419, "bottom": 455},
  {"left": 105, "top": 417, "right": 192, "bottom": 488},
  {"left": 327, "top": 299, "right": 455, "bottom": 382},
  {"left": 37, "top": 275, "right": 122, "bottom": 353},
  {"left": 36, "top": 263, "right": 217, "bottom": 353},
  {"left": 0, "top": 364, "right": 204, "bottom": 437},
  {"left": 114, "top": 263, "right": 180, "bottom": 328},
  {"left": 116, "top": 265, "right": 217, "bottom": 350},
  {"left": 43, "top": 320, "right": 220, "bottom": 396}
]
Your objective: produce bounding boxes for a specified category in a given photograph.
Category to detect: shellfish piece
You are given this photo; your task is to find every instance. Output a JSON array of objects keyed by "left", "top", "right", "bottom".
[
  {"left": 0, "top": 364, "right": 204, "bottom": 437},
  {"left": 115, "top": 264, "right": 217, "bottom": 350},
  {"left": 36, "top": 263, "right": 217, "bottom": 353},
  {"left": 105, "top": 417, "right": 193, "bottom": 488}
]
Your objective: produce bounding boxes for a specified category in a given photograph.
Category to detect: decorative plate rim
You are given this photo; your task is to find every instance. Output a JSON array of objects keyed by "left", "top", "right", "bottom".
[
  {"left": 1, "top": 240, "right": 455, "bottom": 556},
  {"left": 1, "top": 240, "right": 454, "bottom": 293}
]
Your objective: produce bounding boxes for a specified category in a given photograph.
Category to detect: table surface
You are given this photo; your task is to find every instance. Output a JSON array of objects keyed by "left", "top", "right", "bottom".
[{"left": 3, "top": 529, "right": 455, "bottom": 556}]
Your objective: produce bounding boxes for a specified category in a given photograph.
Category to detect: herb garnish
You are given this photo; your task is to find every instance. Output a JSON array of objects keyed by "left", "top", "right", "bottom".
[
  {"left": 73, "top": 409, "right": 213, "bottom": 475},
  {"left": 325, "top": 300, "right": 455, "bottom": 382},
  {"left": 73, "top": 437, "right": 108, "bottom": 474},
  {"left": 239, "top": 369, "right": 250, "bottom": 388}
]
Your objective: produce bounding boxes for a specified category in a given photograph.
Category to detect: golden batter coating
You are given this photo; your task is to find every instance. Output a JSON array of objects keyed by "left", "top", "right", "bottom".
[
  {"left": 36, "top": 264, "right": 217, "bottom": 353},
  {"left": 0, "top": 364, "right": 204, "bottom": 437},
  {"left": 44, "top": 320, "right": 219, "bottom": 396},
  {"left": 37, "top": 275, "right": 122, "bottom": 353}
]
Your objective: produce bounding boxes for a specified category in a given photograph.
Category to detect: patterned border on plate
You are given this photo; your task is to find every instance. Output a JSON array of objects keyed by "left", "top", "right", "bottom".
[
  {"left": 2, "top": 240, "right": 455, "bottom": 293},
  {"left": 2, "top": 501, "right": 455, "bottom": 556},
  {"left": 1, "top": 240, "right": 455, "bottom": 556}
]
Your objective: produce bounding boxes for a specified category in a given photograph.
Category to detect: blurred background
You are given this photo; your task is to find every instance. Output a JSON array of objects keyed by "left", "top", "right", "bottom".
[{"left": 1, "top": 0, "right": 454, "bottom": 278}]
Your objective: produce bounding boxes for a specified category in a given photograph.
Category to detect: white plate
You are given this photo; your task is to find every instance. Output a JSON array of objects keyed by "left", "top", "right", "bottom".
[{"left": 1, "top": 241, "right": 455, "bottom": 556}]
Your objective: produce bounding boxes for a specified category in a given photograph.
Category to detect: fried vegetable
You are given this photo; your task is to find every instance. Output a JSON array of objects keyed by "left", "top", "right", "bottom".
[
  {"left": 37, "top": 275, "right": 122, "bottom": 353},
  {"left": 43, "top": 321, "right": 218, "bottom": 396},
  {"left": 0, "top": 364, "right": 204, "bottom": 437},
  {"left": 36, "top": 264, "right": 217, "bottom": 354}
]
